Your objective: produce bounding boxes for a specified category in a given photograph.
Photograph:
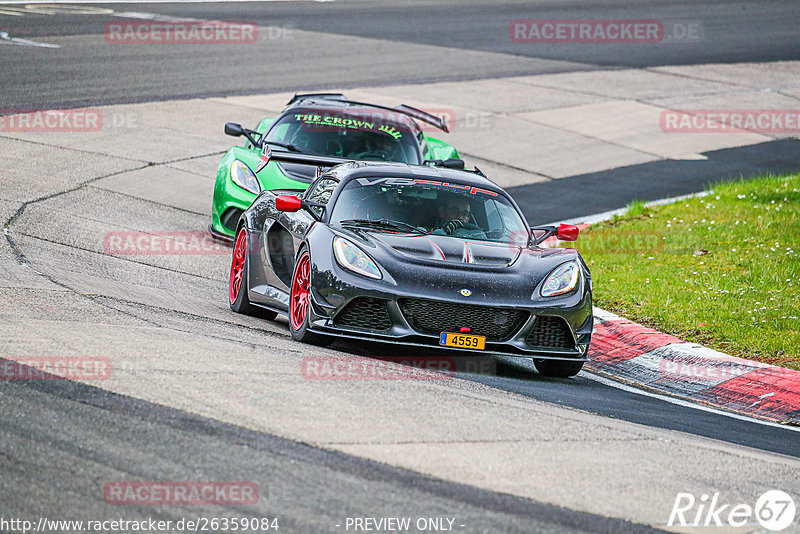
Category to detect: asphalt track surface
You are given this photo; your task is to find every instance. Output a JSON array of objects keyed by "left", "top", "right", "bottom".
[
  {"left": 2, "top": 373, "right": 659, "bottom": 534},
  {"left": 2, "top": 1, "right": 800, "bottom": 532},
  {"left": 1, "top": 0, "right": 800, "bottom": 110}
]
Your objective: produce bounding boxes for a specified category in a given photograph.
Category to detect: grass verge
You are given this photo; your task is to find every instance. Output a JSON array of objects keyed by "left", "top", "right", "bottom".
[{"left": 568, "top": 173, "right": 800, "bottom": 370}]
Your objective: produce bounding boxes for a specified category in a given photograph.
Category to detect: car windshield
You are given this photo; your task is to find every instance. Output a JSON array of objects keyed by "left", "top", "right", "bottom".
[
  {"left": 330, "top": 178, "right": 530, "bottom": 246},
  {"left": 264, "top": 110, "right": 421, "bottom": 164}
]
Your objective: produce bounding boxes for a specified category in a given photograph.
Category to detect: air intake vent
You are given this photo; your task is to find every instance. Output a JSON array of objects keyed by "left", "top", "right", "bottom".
[
  {"left": 399, "top": 298, "right": 527, "bottom": 341},
  {"left": 334, "top": 298, "right": 392, "bottom": 331},
  {"left": 526, "top": 316, "right": 574, "bottom": 349}
]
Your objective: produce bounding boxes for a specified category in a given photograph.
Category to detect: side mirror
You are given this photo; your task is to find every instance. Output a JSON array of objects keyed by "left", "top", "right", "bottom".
[
  {"left": 224, "top": 122, "right": 244, "bottom": 137},
  {"left": 275, "top": 195, "right": 302, "bottom": 212},
  {"left": 441, "top": 158, "right": 465, "bottom": 169},
  {"left": 557, "top": 223, "right": 579, "bottom": 241},
  {"left": 422, "top": 158, "right": 465, "bottom": 169}
]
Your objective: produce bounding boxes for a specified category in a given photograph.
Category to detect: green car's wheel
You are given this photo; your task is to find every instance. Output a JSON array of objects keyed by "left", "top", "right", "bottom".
[
  {"left": 289, "top": 249, "right": 330, "bottom": 346},
  {"left": 229, "top": 227, "right": 277, "bottom": 320}
]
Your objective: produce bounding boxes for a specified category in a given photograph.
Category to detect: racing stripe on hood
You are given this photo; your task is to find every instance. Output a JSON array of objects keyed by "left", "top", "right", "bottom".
[{"left": 368, "top": 232, "right": 519, "bottom": 266}]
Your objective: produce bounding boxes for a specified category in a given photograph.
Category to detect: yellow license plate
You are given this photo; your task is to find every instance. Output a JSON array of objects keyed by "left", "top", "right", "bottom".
[{"left": 439, "top": 332, "right": 486, "bottom": 350}]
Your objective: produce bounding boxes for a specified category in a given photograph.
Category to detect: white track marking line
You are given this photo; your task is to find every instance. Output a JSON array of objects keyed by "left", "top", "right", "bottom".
[
  {"left": 495, "top": 354, "right": 798, "bottom": 431},
  {"left": 584, "top": 371, "right": 800, "bottom": 433},
  {"left": 544, "top": 191, "right": 711, "bottom": 227},
  {"left": 0, "top": 31, "right": 60, "bottom": 47}
]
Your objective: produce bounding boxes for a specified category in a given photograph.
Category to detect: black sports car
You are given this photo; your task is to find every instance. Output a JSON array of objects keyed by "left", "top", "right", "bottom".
[{"left": 228, "top": 159, "right": 593, "bottom": 377}]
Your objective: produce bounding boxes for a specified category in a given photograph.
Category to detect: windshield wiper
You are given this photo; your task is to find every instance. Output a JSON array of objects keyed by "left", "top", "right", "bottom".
[
  {"left": 264, "top": 140, "right": 306, "bottom": 153},
  {"left": 340, "top": 219, "right": 427, "bottom": 234}
]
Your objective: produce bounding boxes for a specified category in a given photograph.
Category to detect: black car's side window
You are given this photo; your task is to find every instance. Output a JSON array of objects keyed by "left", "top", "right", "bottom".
[{"left": 304, "top": 177, "right": 338, "bottom": 217}]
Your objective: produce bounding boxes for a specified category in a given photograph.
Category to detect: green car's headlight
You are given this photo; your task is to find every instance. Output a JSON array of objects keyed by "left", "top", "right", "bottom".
[
  {"left": 540, "top": 261, "right": 580, "bottom": 297},
  {"left": 333, "top": 237, "right": 382, "bottom": 280},
  {"left": 230, "top": 160, "right": 261, "bottom": 195}
]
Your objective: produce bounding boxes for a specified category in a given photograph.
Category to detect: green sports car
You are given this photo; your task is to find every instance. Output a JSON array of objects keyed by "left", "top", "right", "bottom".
[{"left": 209, "top": 93, "right": 462, "bottom": 241}]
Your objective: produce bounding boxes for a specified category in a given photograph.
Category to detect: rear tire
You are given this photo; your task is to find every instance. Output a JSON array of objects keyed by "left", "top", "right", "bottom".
[
  {"left": 229, "top": 226, "right": 278, "bottom": 320},
  {"left": 289, "top": 248, "right": 331, "bottom": 346},
  {"left": 533, "top": 359, "right": 584, "bottom": 378}
]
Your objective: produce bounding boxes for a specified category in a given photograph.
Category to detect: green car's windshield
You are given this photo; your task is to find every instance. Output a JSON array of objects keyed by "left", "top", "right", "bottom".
[
  {"left": 264, "top": 109, "right": 422, "bottom": 164},
  {"left": 330, "top": 178, "right": 530, "bottom": 246}
]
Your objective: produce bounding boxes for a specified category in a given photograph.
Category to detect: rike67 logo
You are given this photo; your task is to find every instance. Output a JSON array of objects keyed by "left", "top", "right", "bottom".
[{"left": 669, "top": 490, "right": 796, "bottom": 531}]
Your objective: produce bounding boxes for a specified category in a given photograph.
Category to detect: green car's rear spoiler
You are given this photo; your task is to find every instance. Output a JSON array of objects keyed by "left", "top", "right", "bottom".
[{"left": 256, "top": 145, "right": 350, "bottom": 173}]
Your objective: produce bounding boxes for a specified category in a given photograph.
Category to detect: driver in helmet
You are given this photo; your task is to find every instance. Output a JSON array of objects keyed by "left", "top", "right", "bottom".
[
  {"left": 350, "top": 133, "right": 396, "bottom": 160},
  {"left": 431, "top": 195, "right": 482, "bottom": 236}
]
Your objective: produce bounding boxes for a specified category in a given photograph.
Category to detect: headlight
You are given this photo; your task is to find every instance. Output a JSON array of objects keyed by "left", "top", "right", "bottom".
[
  {"left": 230, "top": 160, "right": 261, "bottom": 194},
  {"left": 540, "top": 261, "right": 580, "bottom": 297},
  {"left": 333, "top": 237, "right": 382, "bottom": 280}
]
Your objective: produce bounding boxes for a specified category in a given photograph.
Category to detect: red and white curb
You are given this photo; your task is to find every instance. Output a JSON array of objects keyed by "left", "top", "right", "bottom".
[
  {"left": 587, "top": 308, "right": 800, "bottom": 426},
  {"left": 544, "top": 197, "right": 800, "bottom": 426}
]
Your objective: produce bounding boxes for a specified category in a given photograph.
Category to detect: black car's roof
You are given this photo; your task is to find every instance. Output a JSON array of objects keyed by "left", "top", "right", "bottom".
[{"left": 328, "top": 161, "right": 502, "bottom": 192}]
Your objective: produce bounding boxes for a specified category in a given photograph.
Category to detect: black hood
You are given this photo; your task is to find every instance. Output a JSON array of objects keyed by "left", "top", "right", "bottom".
[
  {"left": 334, "top": 226, "right": 578, "bottom": 273},
  {"left": 365, "top": 231, "right": 521, "bottom": 267},
  {"left": 321, "top": 225, "right": 584, "bottom": 307}
]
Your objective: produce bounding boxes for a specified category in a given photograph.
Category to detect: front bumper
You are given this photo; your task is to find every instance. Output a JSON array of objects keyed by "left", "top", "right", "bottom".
[
  {"left": 211, "top": 193, "right": 254, "bottom": 240},
  {"left": 208, "top": 223, "right": 235, "bottom": 244},
  {"left": 289, "top": 224, "right": 594, "bottom": 360},
  {"left": 305, "top": 286, "right": 592, "bottom": 361}
]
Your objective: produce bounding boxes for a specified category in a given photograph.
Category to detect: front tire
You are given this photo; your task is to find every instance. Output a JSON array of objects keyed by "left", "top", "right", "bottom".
[
  {"left": 533, "top": 359, "right": 584, "bottom": 378},
  {"left": 289, "top": 249, "right": 330, "bottom": 346},
  {"left": 229, "top": 227, "right": 277, "bottom": 320}
]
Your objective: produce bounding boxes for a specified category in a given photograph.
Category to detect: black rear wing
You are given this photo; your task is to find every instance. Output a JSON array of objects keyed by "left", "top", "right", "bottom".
[
  {"left": 393, "top": 104, "right": 449, "bottom": 133},
  {"left": 255, "top": 144, "right": 351, "bottom": 174},
  {"left": 268, "top": 152, "right": 350, "bottom": 167},
  {"left": 258, "top": 149, "right": 494, "bottom": 193},
  {"left": 286, "top": 93, "right": 450, "bottom": 133},
  {"left": 286, "top": 93, "right": 348, "bottom": 105}
]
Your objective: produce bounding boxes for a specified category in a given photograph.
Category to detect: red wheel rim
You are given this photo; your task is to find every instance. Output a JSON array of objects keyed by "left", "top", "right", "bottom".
[
  {"left": 290, "top": 251, "right": 311, "bottom": 331},
  {"left": 229, "top": 229, "right": 247, "bottom": 304}
]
